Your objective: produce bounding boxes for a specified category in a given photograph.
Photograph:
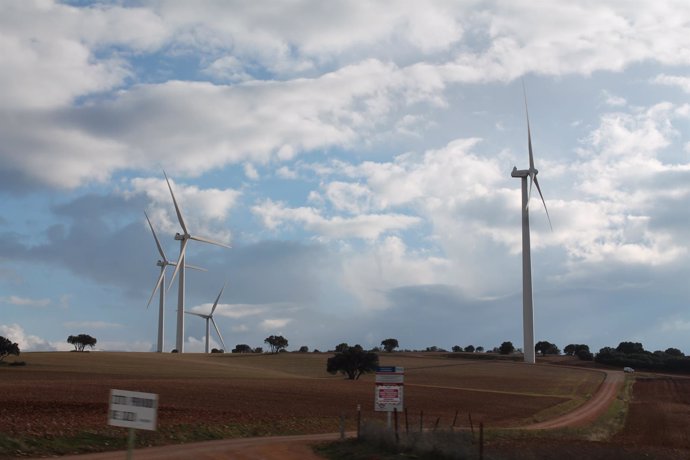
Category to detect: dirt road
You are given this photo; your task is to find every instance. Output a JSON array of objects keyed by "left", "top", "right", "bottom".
[
  {"left": 51, "top": 433, "right": 346, "bottom": 460},
  {"left": 525, "top": 370, "right": 624, "bottom": 429}
]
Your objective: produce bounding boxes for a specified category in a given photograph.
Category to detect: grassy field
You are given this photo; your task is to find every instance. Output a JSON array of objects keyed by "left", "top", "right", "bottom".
[{"left": 0, "top": 351, "right": 605, "bottom": 458}]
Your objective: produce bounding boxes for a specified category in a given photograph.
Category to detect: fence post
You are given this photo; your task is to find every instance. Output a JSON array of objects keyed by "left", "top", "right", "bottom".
[
  {"left": 340, "top": 413, "right": 345, "bottom": 440},
  {"left": 356, "top": 404, "right": 361, "bottom": 440},
  {"left": 451, "top": 409, "right": 459, "bottom": 430},
  {"left": 433, "top": 416, "right": 440, "bottom": 432},
  {"left": 419, "top": 410, "right": 423, "bottom": 432},
  {"left": 404, "top": 407, "right": 409, "bottom": 435},
  {"left": 469, "top": 412, "right": 475, "bottom": 438},
  {"left": 393, "top": 408, "right": 399, "bottom": 444},
  {"left": 479, "top": 422, "right": 484, "bottom": 460}
]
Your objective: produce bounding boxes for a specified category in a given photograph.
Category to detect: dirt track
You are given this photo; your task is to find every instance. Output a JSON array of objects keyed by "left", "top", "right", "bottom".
[
  {"left": 47, "top": 370, "right": 625, "bottom": 460},
  {"left": 525, "top": 370, "right": 624, "bottom": 429},
  {"left": 51, "top": 433, "right": 344, "bottom": 460}
]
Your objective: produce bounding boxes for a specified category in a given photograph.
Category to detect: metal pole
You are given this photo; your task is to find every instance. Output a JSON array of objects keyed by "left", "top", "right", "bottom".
[
  {"left": 126, "top": 428, "right": 135, "bottom": 460},
  {"left": 175, "top": 238, "right": 185, "bottom": 353},
  {"left": 521, "top": 176, "right": 535, "bottom": 364},
  {"left": 157, "top": 268, "right": 165, "bottom": 353},
  {"left": 387, "top": 411, "right": 392, "bottom": 430}
]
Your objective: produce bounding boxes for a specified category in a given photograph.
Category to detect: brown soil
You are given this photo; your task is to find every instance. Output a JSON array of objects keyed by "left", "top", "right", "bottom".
[{"left": 7, "top": 354, "right": 690, "bottom": 459}]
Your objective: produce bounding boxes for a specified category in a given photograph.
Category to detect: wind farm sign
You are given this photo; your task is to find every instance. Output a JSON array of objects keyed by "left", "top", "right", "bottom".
[
  {"left": 375, "top": 366, "right": 404, "bottom": 412},
  {"left": 108, "top": 389, "right": 158, "bottom": 431}
]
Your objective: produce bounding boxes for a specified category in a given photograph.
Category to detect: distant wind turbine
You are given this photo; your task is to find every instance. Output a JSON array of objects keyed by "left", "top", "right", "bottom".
[
  {"left": 164, "top": 171, "right": 230, "bottom": 353},
  {"left": 510, "top": 87, "right": 552, "bottom": 364},
  {"left": 144, "top": 211, "right": 205, "bottom": 353},
  {"left": 186, "top": 282, "right": 228, "bottom": 353}
]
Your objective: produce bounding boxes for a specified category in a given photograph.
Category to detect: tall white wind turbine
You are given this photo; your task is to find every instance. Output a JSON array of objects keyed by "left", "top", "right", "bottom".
[
  {"left": 144, "top": 211, "right": 205, "bottom": 353},
  {"left": 510, "top": 90, "right": 552, "bottom": 364},
  {"left": 164, "top": 171, "right": 230, "bottom": 353},
  {"left": 186, "top": 282, "right": 228, "bottom": 353}
]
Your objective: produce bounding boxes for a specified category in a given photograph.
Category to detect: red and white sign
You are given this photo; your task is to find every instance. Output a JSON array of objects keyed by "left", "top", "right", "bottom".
[{"left": 375, "top": 367, "right": 404, "bottom": 412}]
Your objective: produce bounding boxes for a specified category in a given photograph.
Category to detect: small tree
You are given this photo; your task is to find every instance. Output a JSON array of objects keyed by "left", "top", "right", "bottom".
[
  {"left": 335, "top": 342, "right": 349, "bottom": 352},
  {"left": 476, "top": 346, "right": 484, "bottom": 352},
  {"left": 381, "top": 338, "right": 399, "bottom": 352},
  {"left": 0, "top": 336, "right": 20, "bottom": 362},
  {"left": 535, "top": 341, "right": 560, "bottom": 355},
  {"left": 616, "top": 341, "right": 645, "bottom": 355},
  {"left": 67, "top": 334, "right": 97, "bottom": 352},
  {"left": 264, "top": 335, "right": 288, "bottom": 354},
  {"left": 253, "top": 347, "right": 263, "bottom": 353},
  {"left": 299, "top": 346, "right": 309, "bottom": 353},
  {"left": 499, "top": 341, "right": 514, "bottom": 355},
  {"left": 452, "top": 345, "right": 462, "bottom": 352},
  {"left": 232, "top": 344, "right": 252, "bottom": 353},
  {"left": 665, "top": 347, "right": 684, "bottom": 357},
  {"left": 327, "top": 345, "right": 379, "bottom": 380},
  {"left": 464, "top": 345, "right": 475, "bottom": 353}
]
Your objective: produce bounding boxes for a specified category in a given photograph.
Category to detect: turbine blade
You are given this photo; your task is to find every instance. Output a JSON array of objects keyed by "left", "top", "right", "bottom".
[
  {"left": 185, "top": 311, "right": 207, "bottom": 319},
  {"left": 210, "top": 282, "right": 227, "bottom": 315},
  {"left": 184, "top": 263, "right": 207, "bottom": 272},
  {"left": 211, "top": 317, "right": 226, "bottom": 350},
  {"left": 167, "top": 239, "right": 188, "bottom": 292},
  {"left": 190, "top": 234, "right": 231, "bottom": 249},
  {"left": 144, "top": 211, "right": 167, "bottom": 261},
  {"left": 533, "top": 176, "right": 553, "bottom": 230},
  {"left": 522, "top": 80, "right": 536, "bottom": 171},
  {"left": 146, "top": 270, "right": 165, "bottom": 309},
  {"left": 163, "top": 170, "right": 188, "bottom": 235}
]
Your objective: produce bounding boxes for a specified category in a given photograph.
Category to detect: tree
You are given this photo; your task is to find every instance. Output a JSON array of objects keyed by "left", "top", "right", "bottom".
[
  {"left": 67, "top": 334, "right": 97, "bottom": 352},
  {"left": 665, "top": 347, "right": 684, "bottom": 357},
  {"left": 535, "top": 341, "right": 560, "bottom": 355},
  {"left": 464, "top": 345, "right": 475, "bottom": 353},
  {"left": 499, "top": 341, "right": 514, "bottom": 355},
  {"left": 254, "top": 347, "right": 263, "bottom": 353},
  {"left": 452, "top": 345, "right": 462, "bottom": 352},
  {"left": 264, "top": 335, "right": 288, "bottom": 353},
  {"left": 616, "top": 341, "right": 645, "bottom": 355},
  {"left": 299, "top": 346, "right": 309, "bottom": 353},
  {"left": 0, "top": 336, "right": 20, "bottom": 362},
  {"left": 476, "top": 346, "right": 484, "bottom": 353},
  {"left": 335, "top": 343, "right": 349, "bottom": 352},
  {"left": 232, "top": 344, "right": 252, "bottom": 353},
  {"left": 327, "top": 345, "right": 379, "bottom": 380},
  {"left": 381, "top": 338, "right": 399, "bottom": 352},
  {"left": 564, "top": 344, "right": 590, "bottom": 358}
]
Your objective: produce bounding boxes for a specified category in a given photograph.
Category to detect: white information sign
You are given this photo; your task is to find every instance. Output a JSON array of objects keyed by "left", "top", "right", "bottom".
[
  {"left": 108, "top": 389, "right": 158, "bottom": 431},
  {"left": 374, "top": 366, "right": 404, "bottom": 412}
]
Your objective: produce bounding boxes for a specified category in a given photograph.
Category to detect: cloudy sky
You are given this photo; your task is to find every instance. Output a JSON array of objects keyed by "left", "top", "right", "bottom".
[{"left": 3, "top": 1, "right": 690, "bottom": 354}]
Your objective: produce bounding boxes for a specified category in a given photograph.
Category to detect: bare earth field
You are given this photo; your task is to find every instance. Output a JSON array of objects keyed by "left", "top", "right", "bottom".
[{"left": 2, "top": 352, "right": 689, "bottom": 459}]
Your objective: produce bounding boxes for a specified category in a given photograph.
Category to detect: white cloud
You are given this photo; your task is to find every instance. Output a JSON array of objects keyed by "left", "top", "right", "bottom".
[
  {"left": 244, "top": 163, "right": 260, "bottom": 180},
  {"left": 652, "top": 74, "right": 690, "bottom": 93},
  {"left": 259, "top": 318, "right": 292, "bottom": 331},
  {"left": 1, "top": 295, "right": 51, "bottom": 307},
  {"left": 252, "top": 198, "right": 421, "bottom": 240},
  {"left": 0, "top": 323, "right": 58, "bottom": 351}
]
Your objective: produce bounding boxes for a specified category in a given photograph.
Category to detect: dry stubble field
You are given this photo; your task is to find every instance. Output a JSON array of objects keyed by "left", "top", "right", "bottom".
[{"left": 0, "top": 351, "right": 614, "bottom": 458}]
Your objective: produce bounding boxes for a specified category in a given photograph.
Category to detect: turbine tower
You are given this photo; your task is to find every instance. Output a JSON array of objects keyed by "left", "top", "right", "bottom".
[
  {"left": 186, "top": 282, "right": 228, "bottom": 353},
  {"left": 510, "top": 89, "right": 552, "bottom": 364},
  {"left": 164, "top": 171, "right": 230, "bottom": 353},
  {"left": 145, "top": 211, "right": 205, "bottom": 353}
]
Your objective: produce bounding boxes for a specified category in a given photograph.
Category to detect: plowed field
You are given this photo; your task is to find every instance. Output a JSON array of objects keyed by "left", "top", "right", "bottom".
[{"left": 0, "top": 352, "right": 604, "bottom": 457}]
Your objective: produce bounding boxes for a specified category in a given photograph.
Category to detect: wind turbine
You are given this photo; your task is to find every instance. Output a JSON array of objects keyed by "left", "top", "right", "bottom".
[
  {"left": 510, "top": 88, "right": 552, "bottom": 364},
  {"left": 164, "top": 171, "right": 230, "bottom": 353},
  {"left": 186, "top": 282, "right": 228, "bottom": 353},
  {"left": 144, "top": 211, "right": 205, "bottom": 353}
]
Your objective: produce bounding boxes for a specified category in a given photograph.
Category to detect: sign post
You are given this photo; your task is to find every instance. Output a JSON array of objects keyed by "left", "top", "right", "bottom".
[
  {"left": 375, "top": 367, "right": 404, "bottom": 428},
  {"left": 108, "top": 389, "right": 158, "bottom": 459}
]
